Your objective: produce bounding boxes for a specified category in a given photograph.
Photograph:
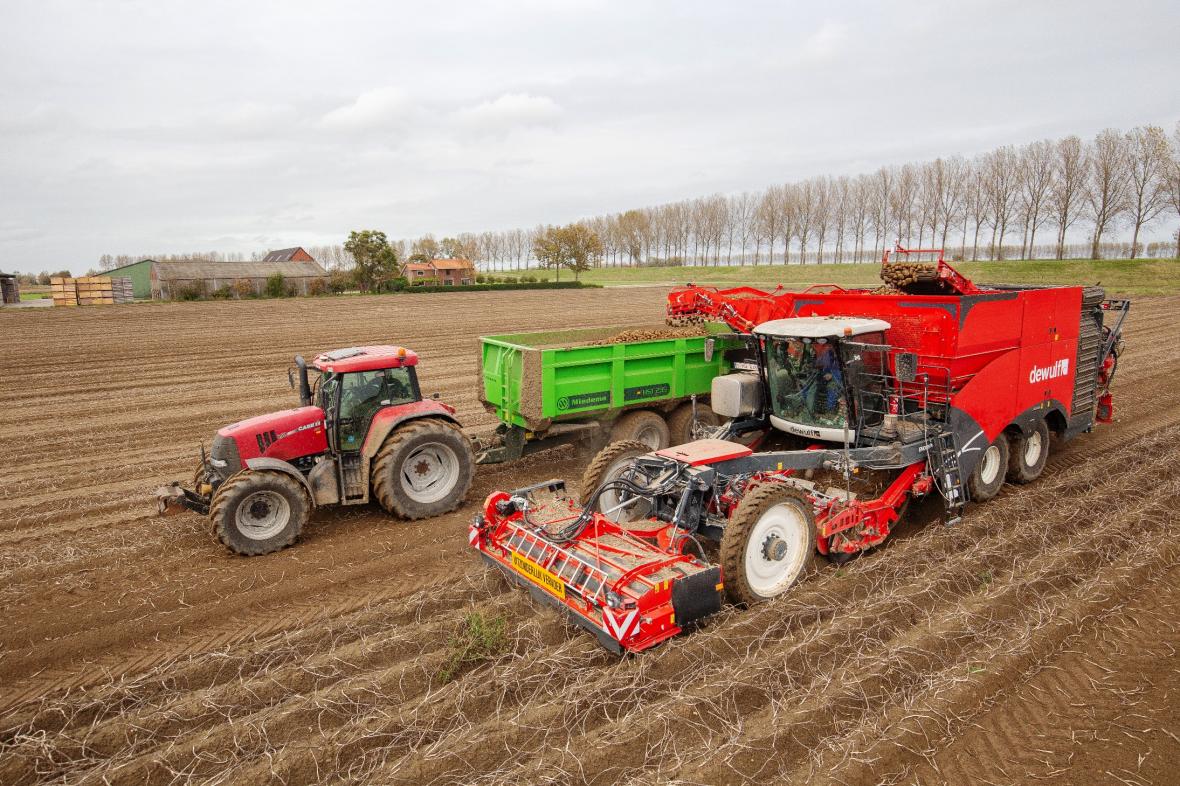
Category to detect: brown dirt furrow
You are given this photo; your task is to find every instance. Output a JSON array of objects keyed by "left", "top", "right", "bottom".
[{"left": 0, "top": 290, "right": 1174, "bottom": 786}]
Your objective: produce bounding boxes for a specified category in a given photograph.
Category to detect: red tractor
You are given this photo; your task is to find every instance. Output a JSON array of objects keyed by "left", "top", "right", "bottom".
[
  {"left": 471, "top": 250, "right": 1130, "bottom": 652},
  {"left": 157, "top": 345, "right": 474, "bottom": 555}
]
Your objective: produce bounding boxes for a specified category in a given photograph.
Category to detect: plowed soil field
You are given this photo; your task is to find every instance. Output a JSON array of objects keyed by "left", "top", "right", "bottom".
[{"left": 2, "top": 289, "right": 1178, "bottom": 785}]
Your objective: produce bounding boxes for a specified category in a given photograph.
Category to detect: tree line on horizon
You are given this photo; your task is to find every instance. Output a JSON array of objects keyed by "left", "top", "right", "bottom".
[{"left": 63, "top": 122, "right": 1180, "bottom": 281}]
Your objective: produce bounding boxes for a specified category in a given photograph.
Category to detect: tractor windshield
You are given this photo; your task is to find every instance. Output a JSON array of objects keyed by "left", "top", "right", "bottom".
[{"left": 766, "top": 337, "right": 847, "bottom": 431}]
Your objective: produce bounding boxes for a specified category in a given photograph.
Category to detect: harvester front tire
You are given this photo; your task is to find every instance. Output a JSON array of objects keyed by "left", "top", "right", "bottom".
[
  {"left": 967, "top": 436, "right": 1009, "bottom": 502},
  {"left": 372, "top": 419, "right": 474, "bottom": 519},
  {"left": 210, "top": 470, "right": 308, "bottom": 556},
  {"left": 721, "top": 483, "right": 817, "bottom": 605},
  {"left": 578, "top": 440, "right": 653, "bottom": 520},
  {"left": 1007, "top": 419, "right": 1050, "bottom": 484},
  {"left": 666, "top": 402, "right": 720, "bottom": 445},
  {"left": 609, "top": 410, "right": 670, "bottom": 451}
]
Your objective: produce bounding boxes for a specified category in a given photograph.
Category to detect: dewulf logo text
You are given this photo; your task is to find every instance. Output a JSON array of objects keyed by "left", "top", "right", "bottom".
[{"left": 1029, "top": 359, "right": 1069, "bottom": 384}]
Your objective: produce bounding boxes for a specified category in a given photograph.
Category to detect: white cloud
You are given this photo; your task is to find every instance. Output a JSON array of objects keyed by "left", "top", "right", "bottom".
[
  {"left": 799, "top": 20, "right": 848, "bottom": 62},
  {"left": 455, "top": 93, "right": 561, "bottom": 130},
  {"left": 320, "top": 87, "right": 413, "bottom": 130}
]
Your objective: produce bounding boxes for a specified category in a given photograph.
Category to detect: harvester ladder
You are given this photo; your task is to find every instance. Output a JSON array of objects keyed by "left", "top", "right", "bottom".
[
  {"left": 506, "top": 525, "right": 609, "bottom": 604},
  {"left": 928, "top": 431, "right": 966, "bottom": 525}
]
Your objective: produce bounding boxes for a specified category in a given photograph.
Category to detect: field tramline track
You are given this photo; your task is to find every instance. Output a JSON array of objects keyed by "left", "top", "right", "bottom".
[{"left": 0, "top": 289, "right": 1176, "bottom": 785}]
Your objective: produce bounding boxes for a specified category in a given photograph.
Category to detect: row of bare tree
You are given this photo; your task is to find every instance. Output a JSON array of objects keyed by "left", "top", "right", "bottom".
[
  {"left": 95, "top": 124, "right": 1180, "bottom": 274},
  {"left": 396, "top": 124, "right": 1179, "bottom": 270}
]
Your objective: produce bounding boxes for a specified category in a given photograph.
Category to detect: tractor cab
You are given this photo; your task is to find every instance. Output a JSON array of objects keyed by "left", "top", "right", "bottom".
[{"left": 299, "top": 346, "right": 422, "bottom": 454}]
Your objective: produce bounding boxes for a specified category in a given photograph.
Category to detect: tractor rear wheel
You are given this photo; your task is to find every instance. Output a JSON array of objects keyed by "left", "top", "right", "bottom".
[
  {"left": 721, "top": 483, "right": 817, "bottom": 605},
  {"left": 578, "top": 440, "right": 653, "bottom": 521},
  {"left": 666, "top": 401, "right": 720, "bottom": 446},
  {"left": 210, "top": 470, "right": 308, "bottom": 556},
  {"left": 967, "top": 435, "right": 1009, "bottom": 502},
  {"left": 609, "top": 410, "right": 670, "bottom": 451},
  {"left": 371, "top": 418, "right": 474, "bottom": 519},
  {"left": 1007, "top": 419, "right": 1050, "bottom": 484}
]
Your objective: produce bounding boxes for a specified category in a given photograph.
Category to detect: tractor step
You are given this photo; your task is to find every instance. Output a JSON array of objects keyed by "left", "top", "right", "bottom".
[{"left": 470, "top": 485, "right": 724, "bottom": 653}]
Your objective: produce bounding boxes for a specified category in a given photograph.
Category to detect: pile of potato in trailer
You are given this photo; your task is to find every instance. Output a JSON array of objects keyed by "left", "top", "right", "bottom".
[
  {"left": 153, "top": 245, "right": 1130, "bottom": 654},
  {"left": 50, "top": 276, "right": 135, "bottom": 306}
]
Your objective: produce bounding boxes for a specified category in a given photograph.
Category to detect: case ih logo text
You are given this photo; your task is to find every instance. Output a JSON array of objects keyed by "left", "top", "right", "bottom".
[{"left": 1029, "top": 359, "right": 1069, "bottom": 384}]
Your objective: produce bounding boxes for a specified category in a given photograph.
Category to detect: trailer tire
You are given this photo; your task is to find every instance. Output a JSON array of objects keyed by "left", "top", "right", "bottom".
[
  {"left": 967, "top": 435, "right": 1009, "bottom": 502},
  {"left": 666, "top": 402, "right": 720, "bottom": 445},
  {"left": 579, "top": 440, "right": 653, "bottom": 521},
  {"left": 1007, "top": 418, "right": 1050, "bottom": 484},
  {"left": 609, "top": 410, "right": 670, "bottom": 451},
  {"left": 372, "top": 418, "right": 474, "bottom": 519},
  {"left": 210, "top": 470, "right": 308, "bottom": 556},
  {"left": 721, "top": 483, "right": 817, "bottom": 605}
]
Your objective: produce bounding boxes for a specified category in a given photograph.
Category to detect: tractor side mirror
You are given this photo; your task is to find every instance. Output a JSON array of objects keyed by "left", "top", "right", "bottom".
[
  {"left": 704, "top": 338, "right": 715, "bottom": 363},
  {"left": 895, "top": 352, "right": 918, "bottom": 383}
]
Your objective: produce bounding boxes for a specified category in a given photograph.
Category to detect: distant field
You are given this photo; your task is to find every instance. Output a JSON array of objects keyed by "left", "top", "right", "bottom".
[{"left": 579, "top": 257, "right": 1180, "bottom": 296}]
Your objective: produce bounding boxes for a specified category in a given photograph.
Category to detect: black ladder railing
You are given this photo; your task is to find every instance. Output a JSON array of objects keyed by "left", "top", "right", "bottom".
[{"left": 928, "top": 431, "right": 966, "bottom": 525}]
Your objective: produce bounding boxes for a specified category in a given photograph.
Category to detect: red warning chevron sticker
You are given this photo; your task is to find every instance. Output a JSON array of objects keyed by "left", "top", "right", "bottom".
[{"left": 602, "top": 608, "right": 640, "bottom": 641}]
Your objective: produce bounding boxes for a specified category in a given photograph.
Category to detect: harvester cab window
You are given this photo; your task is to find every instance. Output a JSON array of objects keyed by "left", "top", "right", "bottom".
[
  {"left": 337, "top": 368, "right": 418, "bottom": 451},
  {"left": 767, "top": 337, "right": 848, "bottom": 431}
]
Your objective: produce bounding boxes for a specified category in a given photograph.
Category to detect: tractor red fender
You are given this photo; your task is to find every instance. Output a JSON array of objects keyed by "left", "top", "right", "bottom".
[
  {"left": 244, "top": 457, "right": 317, "bottom": 506},
  {"left": 361, "top": 399, "right": 463, "bottom": 459}
]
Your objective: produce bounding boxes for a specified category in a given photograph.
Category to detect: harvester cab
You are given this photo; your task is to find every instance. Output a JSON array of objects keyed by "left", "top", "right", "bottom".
[{"left": 156, "top": 345, "right": 474, "bottom": 556}]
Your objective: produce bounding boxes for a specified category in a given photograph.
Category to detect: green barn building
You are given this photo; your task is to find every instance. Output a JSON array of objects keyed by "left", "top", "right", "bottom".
[{"left": 101, "top": 259, "right": 154, "bottom": 299}]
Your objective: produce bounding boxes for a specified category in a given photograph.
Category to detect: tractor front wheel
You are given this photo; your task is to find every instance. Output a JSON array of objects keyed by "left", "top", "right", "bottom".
[
  {"left": 210, "top": 470, "right": 308, "bottom": 556},
  {"left": 371, "top": 419, "right": 474, "bottom": 519},
  {"left": 720, "top": 483, "right": 817, "bottom": 605}
]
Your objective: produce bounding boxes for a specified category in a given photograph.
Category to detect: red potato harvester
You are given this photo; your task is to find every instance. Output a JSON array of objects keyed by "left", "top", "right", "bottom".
[{"left": 472, "top": 246, "right": 1129, "bottom": 652}]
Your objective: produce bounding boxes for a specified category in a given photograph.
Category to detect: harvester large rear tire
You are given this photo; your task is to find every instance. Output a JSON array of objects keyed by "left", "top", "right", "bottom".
[
  {"left": 210, "top": 470, "right": 308, "bottom": 556},
  {"left": 609, "top": 410, "right": 670, "bottom": 451},
  {"left": 666, "top": 402, "right": 720, "bottom": 446},
  {"left": 578, "top": 440, "right": 653, "bottom": 521},
  {"left": 967, "top": 435, "right": 1009, "bottom": 502},
  {"left": 721, "top": 483, "right": 817, "bottom": 605},
  {"left": 1006, "top": 419, "right": 1050, "bottom": 484},
  {"left": 371, "top": 418, "right": 474, "bottom": 519}
]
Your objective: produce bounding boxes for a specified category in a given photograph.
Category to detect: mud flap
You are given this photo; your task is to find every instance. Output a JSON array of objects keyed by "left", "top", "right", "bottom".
[{"left": 671, "top": 566, "right": 723, "bottom": 628}]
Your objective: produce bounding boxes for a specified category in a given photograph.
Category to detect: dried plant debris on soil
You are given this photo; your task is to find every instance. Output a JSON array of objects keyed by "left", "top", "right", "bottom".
[{"left": 1, "top": 290, "right": 1179, "bottom": 786}]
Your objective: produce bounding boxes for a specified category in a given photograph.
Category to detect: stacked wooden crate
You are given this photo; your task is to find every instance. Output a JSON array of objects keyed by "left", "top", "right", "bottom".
[
  {"left": 76, "top": 276, "right": 116, "bottom": 306},
  {"left": 50, "top": 276, "right": 79, "bottom": 307},
  {"left": 112, "top": 277, "right": 134, "bottom": 303}
]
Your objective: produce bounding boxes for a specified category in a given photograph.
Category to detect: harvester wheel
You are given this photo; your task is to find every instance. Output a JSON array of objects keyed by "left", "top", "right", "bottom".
[
  {"left": 578, "top": 440, "right": 654, "bottom": 521},
  {"left": 666, "top": 402, "right": 720, "bottom": 446},
  {"left": 721, "top": 483, "right": 817, "bottom": 605},
  {"left": 371, "top": 418, "right": 474, "bottom": 519},
  {"left": 967, "top": 436, "right": 1009, "bottom": 502},
  {"left": 1007, "top": 419, "right": 1050, "bottom": 484},
  {"left": 609, "top": 410, "right": 670, "bottom": 451},
  {"left": 210, "top": 470, "right": 308, "bottom": 556}
]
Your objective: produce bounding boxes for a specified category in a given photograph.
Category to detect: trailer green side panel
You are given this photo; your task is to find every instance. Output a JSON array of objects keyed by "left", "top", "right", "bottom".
[{"left": 480, "top": 324, "right": 734, "bottom": 430}]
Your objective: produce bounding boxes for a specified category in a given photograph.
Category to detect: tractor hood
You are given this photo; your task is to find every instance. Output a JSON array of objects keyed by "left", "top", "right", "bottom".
[{"left": 218, "top": 405, "right": 327, "bottom": 463}]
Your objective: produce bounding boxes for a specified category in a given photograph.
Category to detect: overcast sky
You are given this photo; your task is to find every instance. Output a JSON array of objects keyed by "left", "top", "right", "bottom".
[{"left": 1, "top": 0, "right": 1177, "bottom": 273}]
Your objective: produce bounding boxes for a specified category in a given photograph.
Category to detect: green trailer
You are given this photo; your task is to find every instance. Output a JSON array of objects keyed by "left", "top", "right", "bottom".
[{"left": 476, "top": 323, "right": 737, "bottom": 463}]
